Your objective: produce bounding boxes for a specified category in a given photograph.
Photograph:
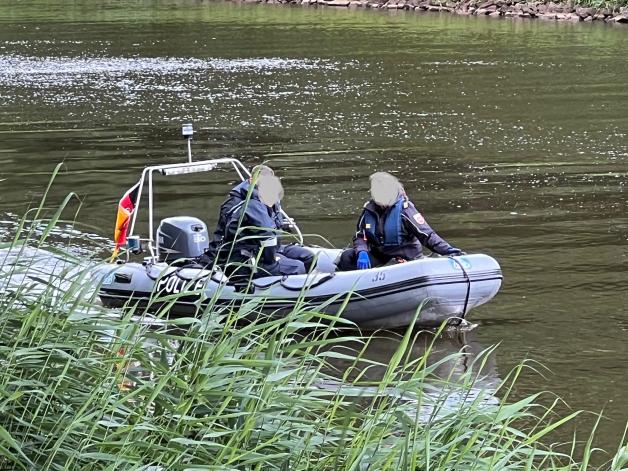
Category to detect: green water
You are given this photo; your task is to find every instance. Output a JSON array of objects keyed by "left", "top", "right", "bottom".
[{"left": 0, "top": 0, "right": 626, "bottom": 454}]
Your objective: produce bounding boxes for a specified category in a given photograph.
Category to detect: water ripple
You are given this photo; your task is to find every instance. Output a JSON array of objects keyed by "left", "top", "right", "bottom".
[{"left": 0, "top": 54, "right": 347, "bottom": 85}]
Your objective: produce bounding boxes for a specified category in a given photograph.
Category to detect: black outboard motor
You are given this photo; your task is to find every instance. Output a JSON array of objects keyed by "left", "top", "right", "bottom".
[{"left": 156, "top": 216, "right": 209, "bottom": 263}]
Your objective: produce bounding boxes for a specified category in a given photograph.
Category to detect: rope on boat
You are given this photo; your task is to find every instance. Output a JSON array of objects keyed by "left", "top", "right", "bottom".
[{"left": 449, "top": 257, "right": 471, "bottom": 319}]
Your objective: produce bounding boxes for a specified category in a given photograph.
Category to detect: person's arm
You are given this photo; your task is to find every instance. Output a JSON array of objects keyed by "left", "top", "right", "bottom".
[
  {"left": 351, "top": 209, "right": 369, "bottom": 254},
  {"left": 275, "top": 205, "right": 297, "bottom": 234},
  {"left": 244, "top": 202, "right": 280, "bottom": 265},
  {"left": 225, "top": 202, "right": 279, "bottom": 264},
  {"left": 401, "top": 202, "right": 462, "bottom": 255}
]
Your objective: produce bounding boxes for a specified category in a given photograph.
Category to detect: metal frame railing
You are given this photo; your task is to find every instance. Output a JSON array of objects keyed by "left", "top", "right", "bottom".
[{"left": 126, "top": 156, "right": 303, "bottom": 263}]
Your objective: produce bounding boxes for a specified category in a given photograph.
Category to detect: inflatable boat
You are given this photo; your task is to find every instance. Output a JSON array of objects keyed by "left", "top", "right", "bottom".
[
  {"left": 96, "top": 127, "right": 502, "bottom": 329},
  {"left": 97, "top": 248, "right": 501, "bottom": 329}
]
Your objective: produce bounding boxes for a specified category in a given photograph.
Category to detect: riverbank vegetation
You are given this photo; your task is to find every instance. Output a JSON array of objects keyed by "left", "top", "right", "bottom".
[
  {"left": 236, "top": 0, "right": 628, "bottom": 24},
  {"left": 1, "top": 189, "right": 627, "bottom": 469}
]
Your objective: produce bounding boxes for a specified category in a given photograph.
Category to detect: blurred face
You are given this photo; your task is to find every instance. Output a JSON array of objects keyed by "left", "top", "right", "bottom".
[
  {"left": 250, "top": 164, "right": 274, "bottom": 182},
  {"left": 370, "top": 172, "right": 401, "bottom": 207},
  {"left": 258, "top": 175, "right": 284, "bottom": 207}
]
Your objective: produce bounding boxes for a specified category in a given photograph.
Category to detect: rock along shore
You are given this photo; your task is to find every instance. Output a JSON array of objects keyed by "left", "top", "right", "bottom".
[{"left": 233, "top": 0, "right": 628, "bottom": 24}]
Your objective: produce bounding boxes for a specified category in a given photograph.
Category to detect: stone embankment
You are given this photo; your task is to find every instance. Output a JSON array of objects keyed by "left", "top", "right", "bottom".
[{"left": 237, "top": 0, "right": 628, "bottom": 24}]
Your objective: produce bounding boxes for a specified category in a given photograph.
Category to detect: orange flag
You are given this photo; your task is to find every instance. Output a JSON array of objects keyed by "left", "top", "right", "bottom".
[{"left": 111, "top": 181, "right": 141, "bottom": 260}]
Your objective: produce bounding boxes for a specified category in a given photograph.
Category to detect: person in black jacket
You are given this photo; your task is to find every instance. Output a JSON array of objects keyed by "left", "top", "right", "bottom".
[
  {"left": 210, "top": 165, "right": 279, "bottom": 247},
  {"left": 206, "top": 168, "right": 314, "bottom": 276},
  {"left": 336, "top": 172, "right": 463, "bottom": 271}
]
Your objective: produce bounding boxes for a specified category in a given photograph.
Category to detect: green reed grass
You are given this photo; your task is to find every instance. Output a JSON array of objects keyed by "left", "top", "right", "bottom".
[{"left": 1, "top": 178, "right": 627, "bottom": 470}]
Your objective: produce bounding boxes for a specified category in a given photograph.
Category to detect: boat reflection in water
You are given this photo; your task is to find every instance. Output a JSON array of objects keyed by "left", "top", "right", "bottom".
[{"left": 313, "top": 327, "right": 500, "bottom": 422}]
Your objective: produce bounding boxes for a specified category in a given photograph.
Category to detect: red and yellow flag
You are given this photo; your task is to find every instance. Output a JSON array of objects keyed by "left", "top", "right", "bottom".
[{"left": 111, "top": 181, "right": 141, "bottom": 260}]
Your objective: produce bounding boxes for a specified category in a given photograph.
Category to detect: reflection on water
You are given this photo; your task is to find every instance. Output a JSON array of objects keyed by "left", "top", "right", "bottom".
[
  {"left": 316, "top": 329, "right": 499, "bottom": 422},
  {"left": 0, "top": 246, "right": 94, "bottom": 306},
  {"left": 0, "top": 219, "right": 107, "bottom": 310},
  {"left": 0, "top": 0, "right": 626, "bottom": 452},
  {"left": 0, "top": 54, "right": 348, "bottom": 109}
]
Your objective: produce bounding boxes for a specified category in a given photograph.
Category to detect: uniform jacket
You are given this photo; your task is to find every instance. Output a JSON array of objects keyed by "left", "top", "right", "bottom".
[
  {"left": 211, "top": 181, "right": 284, "bottom": 245},
  {"left": 352, "top": 197, "right": 456, "bottom": 260},
  {"left": 218, "top": 184, "right": 283, "bottom": 266}
]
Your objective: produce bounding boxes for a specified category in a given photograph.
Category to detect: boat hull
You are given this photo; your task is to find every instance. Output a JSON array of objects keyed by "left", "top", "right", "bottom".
[{"left": 96, "top": 250, "right": 502, "bottom": 329}]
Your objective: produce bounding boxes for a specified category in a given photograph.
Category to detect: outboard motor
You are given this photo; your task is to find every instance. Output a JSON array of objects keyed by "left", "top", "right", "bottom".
[{"left": 156, "top": 216, "right": 209, "bottom": 263}]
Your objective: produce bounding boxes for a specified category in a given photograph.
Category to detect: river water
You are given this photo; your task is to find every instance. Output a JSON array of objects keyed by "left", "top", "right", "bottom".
[{"left": 0, "top": 0, "right": 626, "bottom": 455}]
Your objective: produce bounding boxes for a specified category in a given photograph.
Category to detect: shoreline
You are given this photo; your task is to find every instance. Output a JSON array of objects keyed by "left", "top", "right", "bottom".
[{"left": 233, "top": 0, "right": 628, "bottom": 24}]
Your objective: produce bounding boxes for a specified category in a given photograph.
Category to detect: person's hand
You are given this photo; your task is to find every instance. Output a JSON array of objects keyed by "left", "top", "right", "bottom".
[
  {"left": 446, "top": 247, "right": 466, "bottom": 256},
  {"left": 357, "top": 251, "right": 371, "bottom": 270},
  {"left": 281, "top": 217, "right": 297, "bottom": 232}
]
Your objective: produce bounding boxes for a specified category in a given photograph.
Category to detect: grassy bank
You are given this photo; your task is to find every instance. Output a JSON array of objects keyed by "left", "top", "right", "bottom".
[
  {"left": 237, "top": 0, "right": 628, "bottom": 24},
  {"left": 1, "top": 191, "right": 627, "bottom": 469}
]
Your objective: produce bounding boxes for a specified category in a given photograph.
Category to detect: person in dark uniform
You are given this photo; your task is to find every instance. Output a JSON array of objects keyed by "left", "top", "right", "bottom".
[
  {"left": 207, "top": 168, "right": 314, "bottom": 276},
  {"left": 210, "top": 165, "right": 277, "bottom": 247},
  {"left": 336, "top": 172, "right": 464, "bottom": 271}
]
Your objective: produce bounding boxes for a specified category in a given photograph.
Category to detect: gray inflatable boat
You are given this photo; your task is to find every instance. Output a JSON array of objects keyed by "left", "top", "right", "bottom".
[
  {"left": 98, "top": 247, "right": 501, "bottom": 329},
  {"left": 96, "top": 131, "right": 502, "bottom": 328}
]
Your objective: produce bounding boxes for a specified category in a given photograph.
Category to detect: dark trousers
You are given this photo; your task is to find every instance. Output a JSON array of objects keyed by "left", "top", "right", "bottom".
[
  {"left": 336, "top": 249, "right": 392, "bottom": 271},
  {"left": 259, "top": 244, "right": 315, "bottom": 277},
  {"left": 278, "top": 244, "right": 315, "bottom": 271},
  {"left": 198, "top": 243, "right": 315, "bottom": 277}
]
